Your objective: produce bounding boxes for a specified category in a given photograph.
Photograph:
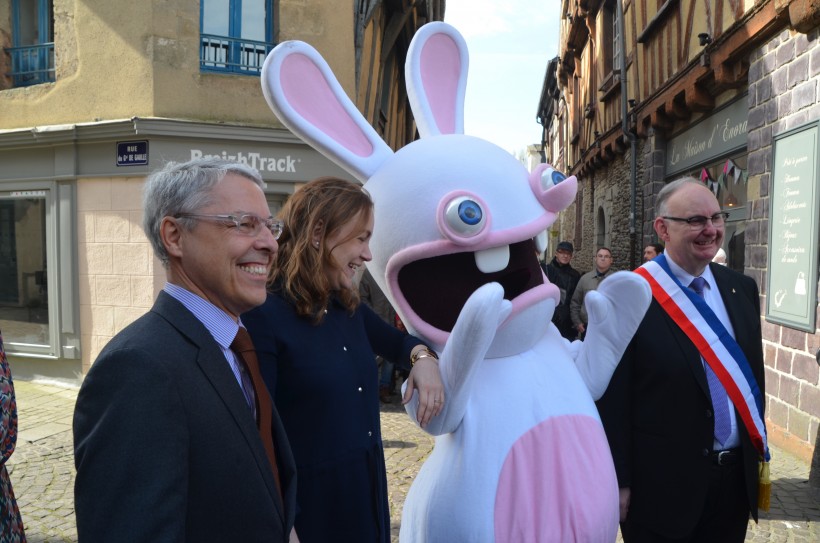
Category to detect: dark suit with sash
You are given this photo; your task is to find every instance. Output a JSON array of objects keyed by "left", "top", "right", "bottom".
[
  {"left": 74, "top": 291, "right": 297, "bottom": 542},
  {"left": 596, "top": 262, "right": 764, "bottom": 541}
]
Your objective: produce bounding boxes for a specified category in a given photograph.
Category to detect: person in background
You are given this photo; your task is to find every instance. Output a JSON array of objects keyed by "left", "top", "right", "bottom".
[
  {"left": 359, "top": 268, "right": 399, "bottom": 403},
  {"left": 542, "top": 241, "right": 581, "bottom": 340},
  {"left": 596, "top": 178, "right": 766, "bottom": 542},
  {"left": 570, "top": 247, "right": 615, "bottom": 339},
  {"left": 74, "top": 158, "right": 297, "bottom": 542},
  {"left": 243, "top": 177, "right": 444, "bottom": 543},
  {"left": 0, "top": 330, "right": 26, "bottom": 543},
  {"left": 643, "top": 242, "right": 664, "bottom": 262}
]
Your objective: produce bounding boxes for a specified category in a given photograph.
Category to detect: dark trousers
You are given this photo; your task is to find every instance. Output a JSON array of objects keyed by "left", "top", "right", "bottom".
[{"left": 621, "top": 460, "right": 750, "bottom": 543}]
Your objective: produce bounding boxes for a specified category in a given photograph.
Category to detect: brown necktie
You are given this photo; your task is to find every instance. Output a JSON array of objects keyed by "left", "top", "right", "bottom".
[{"left": 232, "top": 326, "right": 282, "bottom": 498}]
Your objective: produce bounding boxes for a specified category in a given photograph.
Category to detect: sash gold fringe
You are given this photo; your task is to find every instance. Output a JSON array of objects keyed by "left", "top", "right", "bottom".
[{"left": 758, "top": 460, "right": 771, "bottom": 512}]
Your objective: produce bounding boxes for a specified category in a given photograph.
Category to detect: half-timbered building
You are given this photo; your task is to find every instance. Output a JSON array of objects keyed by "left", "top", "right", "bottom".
[{"left": 541, "top": 0, "right": 820, "bottom": 479}]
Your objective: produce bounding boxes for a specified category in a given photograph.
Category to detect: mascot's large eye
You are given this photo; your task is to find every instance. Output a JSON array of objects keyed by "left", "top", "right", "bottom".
[
  {"left": 445, "top": 196, "right": 486, "bottom": 236},
  {"left": 540, "top": 167, "right": 567, "bottom": 189}
]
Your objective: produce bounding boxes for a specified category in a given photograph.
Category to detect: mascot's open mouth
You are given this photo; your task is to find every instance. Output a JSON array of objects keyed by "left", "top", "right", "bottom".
[{"left": 397, "top": 238, "right": 542, "bottom": 332}]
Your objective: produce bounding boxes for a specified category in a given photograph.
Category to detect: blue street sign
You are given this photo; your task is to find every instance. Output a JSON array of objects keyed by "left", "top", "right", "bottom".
[{"left": 117, "top": 141, "right": 149, "bottom": 166}]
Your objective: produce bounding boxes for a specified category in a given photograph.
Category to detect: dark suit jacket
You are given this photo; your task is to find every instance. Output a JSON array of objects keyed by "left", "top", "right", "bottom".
[
  {"left": 74, "top": 291, "right": 296, "bottom": 542},
  {"left": 596, "top": 263, "right": 765, "bottom": 538}
]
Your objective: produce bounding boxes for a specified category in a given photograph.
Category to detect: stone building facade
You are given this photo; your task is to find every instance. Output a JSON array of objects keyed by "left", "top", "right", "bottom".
[{"left": 545, "top": 0, "right": 820, "bottom": 475}]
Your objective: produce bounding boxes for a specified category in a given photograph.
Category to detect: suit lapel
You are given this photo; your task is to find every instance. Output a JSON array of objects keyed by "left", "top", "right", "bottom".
[
  {"left": 656, "top": 300, "right": 711, "bottom": 397},
  {"left": 711, "top": 263, "right": 751, "bottom": 352},
  {"left": 152, "top": 292, "right": 287, "bottom": 524}
]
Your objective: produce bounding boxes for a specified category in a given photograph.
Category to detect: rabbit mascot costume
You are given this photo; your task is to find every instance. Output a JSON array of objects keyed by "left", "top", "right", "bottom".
[{"left": 261, "top": 21, "right": 651, "bottom": 543}]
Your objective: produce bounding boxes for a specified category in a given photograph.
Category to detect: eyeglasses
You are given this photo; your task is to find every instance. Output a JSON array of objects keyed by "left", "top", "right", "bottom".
[
  {"left": 662, "top": 212, "right": 730, "bottom": 230},
  {"left": 596, "top": 254, "right": 612, "bottom": 259},
  {"left": 175, "top": 213, "right": 284, "bottom": 239}
]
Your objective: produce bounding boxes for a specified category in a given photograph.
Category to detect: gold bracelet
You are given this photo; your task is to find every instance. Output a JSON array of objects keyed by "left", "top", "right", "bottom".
[{"left": 410, "top": 348, "right": 438, "bottom": 367}]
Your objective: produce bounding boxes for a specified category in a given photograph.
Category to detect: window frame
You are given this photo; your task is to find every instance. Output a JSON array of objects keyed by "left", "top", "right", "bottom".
[
  {"left": 199, "top": 0, "right": 275, "bottom": 75},
  {"left": 7, "top": 0, "right": 55, "bottom": 87},
  {"left": 0, "top": 180, "right": 78, "bottom": 360},
  {"left": 598, "top": 0, "right": 621, "bottom": 99}
]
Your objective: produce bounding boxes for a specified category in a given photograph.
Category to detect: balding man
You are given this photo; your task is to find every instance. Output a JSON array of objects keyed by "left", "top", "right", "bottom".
[{"left": 597, "top": 178, "right": 767, "bottom": 542}]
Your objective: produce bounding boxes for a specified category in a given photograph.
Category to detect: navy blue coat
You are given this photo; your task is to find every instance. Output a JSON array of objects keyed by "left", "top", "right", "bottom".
[{"left": 243, "top": 291, "right": 417, "bottom": 543}]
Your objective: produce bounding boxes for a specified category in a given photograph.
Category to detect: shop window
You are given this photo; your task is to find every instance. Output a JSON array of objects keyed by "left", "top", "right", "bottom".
[
  {"left": 200, "top": 0, "right": 274, "bottom": 75},
  {"left": 6, "top": 0, "right": 55, "bottom": 87},
  {"left": 0, "top": 184, "right": 78, "bottom": 359}
]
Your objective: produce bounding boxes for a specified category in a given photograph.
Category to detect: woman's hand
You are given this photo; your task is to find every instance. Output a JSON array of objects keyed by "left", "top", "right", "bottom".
[{"left": 403, "top": 350, "right": 444, "bottom": 428}]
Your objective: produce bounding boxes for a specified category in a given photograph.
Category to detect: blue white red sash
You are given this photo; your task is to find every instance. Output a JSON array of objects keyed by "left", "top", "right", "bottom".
[{"left": 635, "top": 255, "right": 770, "bottom": 461}]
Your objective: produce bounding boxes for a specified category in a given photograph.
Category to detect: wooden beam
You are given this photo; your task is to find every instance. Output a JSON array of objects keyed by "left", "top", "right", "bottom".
[
  {"left": 715, "top": 60, "right": 750, "bottom": 89},
  {"left": 602, "top": 144, "right": 616, "bottom": 162},
  {"left": 789, "top": 0, "right": 820, "bottom": 33},
  {"left": 710, "top": 0, "right": 791, "bottom": 67},
  {"left": 665, "top": 96, "right": 690, "bottom": 121},
  {"left": 637, "top": 117, "right": 650, "bottom": 138},
  {"left": 650, "top": 109, "right": 674, "bottom": 134},
  {"left": 613, "top": 136, "right": 626, "bottom": 154},
  {"left": 633, "top": 0, "right": 789, "bottom": 137},
  {"left": 684, "top": 83, "right": 714, "bottom": 112}
]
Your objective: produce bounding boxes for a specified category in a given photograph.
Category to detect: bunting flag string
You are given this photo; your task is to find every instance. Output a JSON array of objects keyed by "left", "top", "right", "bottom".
[
  {"left": 701, "top": 167, "right": 720, "bottom": 196},
  {"left": 719, "top": 158, "right": 748, "bottom": 186}
]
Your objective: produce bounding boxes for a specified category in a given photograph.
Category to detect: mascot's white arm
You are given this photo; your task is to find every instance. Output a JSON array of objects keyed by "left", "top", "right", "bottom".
[
  {"left": 572, "top": 271, "right": 652, "bottom": 399},
  {"left": 403, "top": 283, "right": 512, "bottom": 435}
]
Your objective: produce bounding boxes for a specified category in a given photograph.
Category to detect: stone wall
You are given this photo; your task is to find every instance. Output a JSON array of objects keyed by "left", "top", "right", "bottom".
[
  {"left": 746, "top": 26, "right": 820, "bottom": 478},
  {"left": 77, "top": 177, "right": 162, "bottom": 373},
  {"left": 574, "top": 141, "right": 647, "bottom": 272},
  {"left": 640, "top": 132, "right": 667, "bottom": 249}
]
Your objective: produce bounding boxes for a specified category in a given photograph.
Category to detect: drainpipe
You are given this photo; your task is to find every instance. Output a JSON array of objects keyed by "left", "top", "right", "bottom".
[{"left": 617, "top": 0, "right": 638, "bottom": 270}]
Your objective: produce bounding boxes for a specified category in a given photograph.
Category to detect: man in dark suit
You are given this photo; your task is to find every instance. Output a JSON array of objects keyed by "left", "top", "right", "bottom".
[
  {"left": 73, "top": 158, "right": 297, "bottom": 542},
  {"left": 597, "top": 178, "right": 765, "bottom": 542}
]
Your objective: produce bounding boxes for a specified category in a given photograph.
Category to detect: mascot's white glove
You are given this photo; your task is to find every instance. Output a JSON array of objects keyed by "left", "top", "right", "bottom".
[
  {"left": 574, "top": 271, "right": 651, "bottom": 399},
  {"left": 403, "top": 283, "right": 512, "bottom": 436}
]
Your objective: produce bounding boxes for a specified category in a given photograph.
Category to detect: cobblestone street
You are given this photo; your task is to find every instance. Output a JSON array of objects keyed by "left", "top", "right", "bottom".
[
  {"left": 8, "top": 382, "right": 77, "bottom": 543},
  {"left": 6, "top": 381, "right": 819, "bottom": 542}
]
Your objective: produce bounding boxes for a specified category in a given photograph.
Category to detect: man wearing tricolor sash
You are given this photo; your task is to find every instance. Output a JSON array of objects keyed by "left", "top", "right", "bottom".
[{"left": 596, "top": 178, "right": 768, "bottom": 543}]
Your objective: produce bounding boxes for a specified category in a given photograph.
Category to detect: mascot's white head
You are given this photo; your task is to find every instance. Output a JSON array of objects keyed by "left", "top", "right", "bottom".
[{"left": 261, "top": 22, "right": 577, "bottom": 357}]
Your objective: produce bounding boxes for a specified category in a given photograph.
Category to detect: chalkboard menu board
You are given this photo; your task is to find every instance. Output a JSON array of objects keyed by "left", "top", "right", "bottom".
[{"left": 766, "top": 121, "right": 820, "bottom": 332}]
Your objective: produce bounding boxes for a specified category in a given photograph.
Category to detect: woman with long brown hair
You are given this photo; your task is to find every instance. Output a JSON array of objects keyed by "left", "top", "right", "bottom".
[{"left": 243, "top": 177, "right": 443, "bottom": 543}]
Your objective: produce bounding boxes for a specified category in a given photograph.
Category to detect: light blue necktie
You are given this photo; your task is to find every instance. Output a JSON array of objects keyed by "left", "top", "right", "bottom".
[{"left": 689, "top": 277, "right": 731, "bottom": 447}]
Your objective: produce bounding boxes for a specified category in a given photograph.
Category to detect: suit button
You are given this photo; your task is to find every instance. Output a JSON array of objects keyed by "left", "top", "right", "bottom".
[
  {"left": 702, "top": 448, "right": 709, "bottom": 457},
  {"left": 358, "top": 387, "right": 362, "bottom": 392},
  {"left": 368, "top": 431, "right": 372, "bottom": 436},
  {"left": 706, "top": 409, "right": 713, "bottom": 418}
]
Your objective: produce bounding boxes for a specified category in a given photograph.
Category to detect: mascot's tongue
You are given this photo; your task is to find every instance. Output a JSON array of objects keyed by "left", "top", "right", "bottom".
[{"left": 398, "top": 239, "right": 542, "bottom": 332}]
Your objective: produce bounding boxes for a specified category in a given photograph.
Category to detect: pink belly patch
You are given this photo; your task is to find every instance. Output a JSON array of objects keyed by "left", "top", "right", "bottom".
[{"left": 494, "top": 415, "right": 619, "bottom": 542}]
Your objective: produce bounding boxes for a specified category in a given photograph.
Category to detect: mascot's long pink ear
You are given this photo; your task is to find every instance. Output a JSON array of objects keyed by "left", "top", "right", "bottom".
[
  {"left": 261, "top": 41, "right": 393, "bottom": 182},
  {"left": 406, "top": 22, "right": 468, "bottom": 137}
]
